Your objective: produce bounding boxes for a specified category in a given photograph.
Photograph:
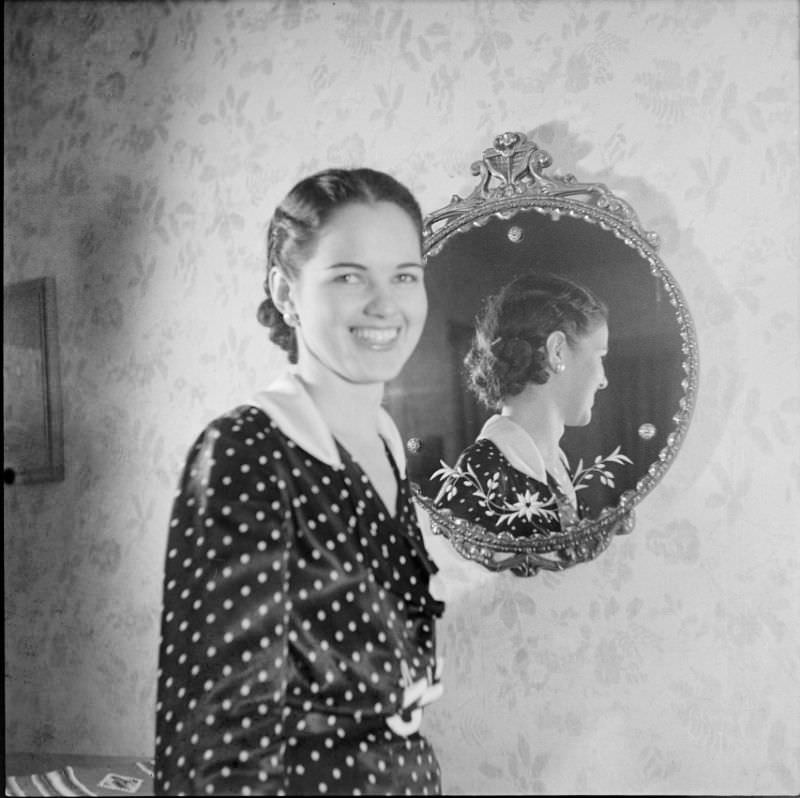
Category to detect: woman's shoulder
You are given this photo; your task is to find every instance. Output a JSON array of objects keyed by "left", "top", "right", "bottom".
[
  {"left": 178, "top": 405, "right": 300, "bottom": 495},
  {"left": 205, "top": 404, "right": 276, "bottom": 435},
  {"left": 193, "top": 404, "right": 290, "bottom": 453},
  {"left": 455, "top": 437, "right": 551, "bottom": 488},
  {"left": 196, "top": 403, "right": 342, "bottom": 472},
  {"left": 431, "top": 438, "right": 510, "bottom": 491},
  {"left": 456, "top": 437, "right": 506, "bottom": 468}
]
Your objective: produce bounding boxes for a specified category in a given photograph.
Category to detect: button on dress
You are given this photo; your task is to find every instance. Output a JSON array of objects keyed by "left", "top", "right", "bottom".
[{"left": 155, "top": 397, "right": 444, "bottom": 795}]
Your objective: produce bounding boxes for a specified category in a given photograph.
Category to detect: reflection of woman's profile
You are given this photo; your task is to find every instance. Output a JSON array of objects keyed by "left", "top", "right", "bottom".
[{"left": 433, "top": 272, "right": 625, "bottom": 538}]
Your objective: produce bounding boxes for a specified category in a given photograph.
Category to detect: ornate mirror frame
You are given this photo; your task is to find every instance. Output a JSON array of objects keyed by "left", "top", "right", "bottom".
[{"left": 409, "top": 131, "right": 699, "bottom": 575}]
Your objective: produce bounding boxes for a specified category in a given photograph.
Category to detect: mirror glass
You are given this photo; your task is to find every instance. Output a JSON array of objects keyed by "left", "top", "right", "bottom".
[{"left": 385, "top": 132, "right": 698, "bottom": 571}]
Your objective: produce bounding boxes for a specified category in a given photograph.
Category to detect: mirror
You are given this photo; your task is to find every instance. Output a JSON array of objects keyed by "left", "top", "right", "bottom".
[{"left": 385, "top": 131, "right": 698, "bottom": 574}]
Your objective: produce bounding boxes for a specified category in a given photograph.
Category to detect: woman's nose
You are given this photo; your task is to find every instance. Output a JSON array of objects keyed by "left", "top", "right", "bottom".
[
  {"left": 365, "top": 282, "right": 398, "bottom": 316},
  {"left": 599, "top": 375, "right": 608, "bottom": 390}
]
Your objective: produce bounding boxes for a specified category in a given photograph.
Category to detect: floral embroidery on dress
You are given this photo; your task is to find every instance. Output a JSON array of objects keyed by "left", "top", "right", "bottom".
[
  {"left": 571, "top": 445, "right": 633, "bottom": 491},
  {"left": 432, "top": 460, "right": 560, "bottom": 527},
  {"left": 432, "top": 440, "right": 632, "bottom": 537}
]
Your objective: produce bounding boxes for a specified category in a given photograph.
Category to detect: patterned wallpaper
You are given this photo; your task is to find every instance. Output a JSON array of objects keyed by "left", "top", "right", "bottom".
[{"left": 4, "top": 0, "right": 799, "bottom": 793}]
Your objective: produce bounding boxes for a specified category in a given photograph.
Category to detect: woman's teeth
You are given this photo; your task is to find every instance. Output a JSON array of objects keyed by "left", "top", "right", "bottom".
[{"left": 351, "top": 327, "right": 400, "bottom": 346}]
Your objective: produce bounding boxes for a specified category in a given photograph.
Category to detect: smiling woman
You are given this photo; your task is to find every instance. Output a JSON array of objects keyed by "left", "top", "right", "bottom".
[{"left": 155, "top": 168, "right": 446, "bottom": 795}]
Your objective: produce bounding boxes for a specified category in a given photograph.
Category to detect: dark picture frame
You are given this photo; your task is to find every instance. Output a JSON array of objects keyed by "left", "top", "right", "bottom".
[{"left": 3, "top": 277, "right": 64, "bottom": 484}]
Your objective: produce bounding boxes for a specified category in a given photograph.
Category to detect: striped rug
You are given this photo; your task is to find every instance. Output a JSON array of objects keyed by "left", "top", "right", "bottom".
[{"left": 5, "top": 760, "right": 154, "bottom": 796}]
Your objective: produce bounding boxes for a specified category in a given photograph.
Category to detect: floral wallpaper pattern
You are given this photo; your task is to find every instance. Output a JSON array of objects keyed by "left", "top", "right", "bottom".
[{"left": 4, "top": 1, "right": 799, "bottom": 794}]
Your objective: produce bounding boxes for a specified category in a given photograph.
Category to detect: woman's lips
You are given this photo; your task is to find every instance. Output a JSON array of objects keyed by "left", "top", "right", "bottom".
[{"left": 350, "top": 326, "right": 401, "bottom": 348}]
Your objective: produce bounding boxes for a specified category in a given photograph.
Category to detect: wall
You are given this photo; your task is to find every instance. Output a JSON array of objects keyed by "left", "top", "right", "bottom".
[{"left": 4, "top": 1, "right": 799, "bottom": 793}]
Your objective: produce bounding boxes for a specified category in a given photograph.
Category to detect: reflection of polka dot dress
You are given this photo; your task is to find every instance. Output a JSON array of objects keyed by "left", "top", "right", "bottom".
[{"left": 156, "top": 406, "right": 444, "bottom": 795}]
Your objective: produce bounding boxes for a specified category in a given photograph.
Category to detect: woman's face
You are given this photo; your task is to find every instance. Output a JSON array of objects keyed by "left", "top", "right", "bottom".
[
  {"left": 560, "top": 321, "right": 609, "bottom": 426},
  {"left": 288, "top": 201, "right": 427, "bottom": 386}
]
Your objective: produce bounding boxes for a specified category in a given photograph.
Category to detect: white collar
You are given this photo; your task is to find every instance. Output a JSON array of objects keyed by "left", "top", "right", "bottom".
[
  {"left": 249, "top": 370, "right": 407, "bottom": 476},
  {"left": 477, "top": 414, "right": 568, "bottom": 485}
]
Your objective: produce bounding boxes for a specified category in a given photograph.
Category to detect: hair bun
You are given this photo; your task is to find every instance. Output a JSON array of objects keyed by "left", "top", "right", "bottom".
[{"left": 494, "top": 337, "right": 533, "bottom": 373}]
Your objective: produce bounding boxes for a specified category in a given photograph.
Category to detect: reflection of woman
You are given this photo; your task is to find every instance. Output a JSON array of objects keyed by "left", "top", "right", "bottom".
[
  {"left": 155, "top": 169, "right": 445, "bottom": 795},
  {"left": 433, "top": 272, "right": 612, "bottom": 537}
]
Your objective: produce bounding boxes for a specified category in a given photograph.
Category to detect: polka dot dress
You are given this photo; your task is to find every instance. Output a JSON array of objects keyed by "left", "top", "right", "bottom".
[
  {"left": 155, "top": 406, "right": 444, "bottom": 795},
  {"left": 433, "top": 438, "right": 584, "bottom": 536}
]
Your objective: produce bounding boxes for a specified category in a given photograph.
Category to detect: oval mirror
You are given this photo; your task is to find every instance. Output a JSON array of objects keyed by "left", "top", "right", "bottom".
[{"left": 385, "top": 131, "right": 698, "bottom": 575}]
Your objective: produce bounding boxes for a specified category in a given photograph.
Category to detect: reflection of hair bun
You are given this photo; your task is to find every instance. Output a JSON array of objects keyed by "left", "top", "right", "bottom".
[
  {"left": 492, "top": 337, "right": 536, "bottom": 394},
  {"left": 466, "top": 272, "right": 608, "bottom": 409},
  {"left": 495, "top": 337, "right": 533, "bottom": 371}
]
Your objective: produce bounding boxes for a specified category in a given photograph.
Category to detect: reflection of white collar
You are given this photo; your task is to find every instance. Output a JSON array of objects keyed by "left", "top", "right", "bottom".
[
  {"left": 477, "top": 414, "right": 568, "bottom": 485},
  {"left": 249, "top": 371, "right": 406, "bottom": 476}
]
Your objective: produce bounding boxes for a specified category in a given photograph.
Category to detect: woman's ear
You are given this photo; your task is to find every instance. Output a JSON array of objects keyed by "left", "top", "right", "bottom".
[
  {"left": 268, "top": 267, "right": 295, "bottom": 317},
  {"left": 546, "top": 330, "right": 568, "bottom": 372}
]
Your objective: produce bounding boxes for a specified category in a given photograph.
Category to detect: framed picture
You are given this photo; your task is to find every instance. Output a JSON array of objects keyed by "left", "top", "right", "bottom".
[{"left": 3, "top": 277, "right": 64, "bottom": 484}]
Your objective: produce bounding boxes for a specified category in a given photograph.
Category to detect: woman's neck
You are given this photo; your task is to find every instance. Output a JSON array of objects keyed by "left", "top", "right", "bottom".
[
  {"left": 295, "top": 362, "right": 385, "bottom": 445},
  {"left": 501, "top": 387, "right": 564, "bottom": 467},
  {"left": 294, "top": 360, "right": 399, "bottom": 516}
]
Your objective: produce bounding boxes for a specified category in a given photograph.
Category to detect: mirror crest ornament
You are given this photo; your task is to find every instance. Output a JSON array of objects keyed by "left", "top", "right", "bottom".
[
  {"left": 409, "top": 131, "right": 698, "bottom": 576},
  {"left": 425, "top": 131, "right": 660, "bottom": 250}
]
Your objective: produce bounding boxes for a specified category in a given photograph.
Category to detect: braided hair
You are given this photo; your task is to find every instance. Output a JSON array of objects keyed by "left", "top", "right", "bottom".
[
  {"left": 465, "top": 272, "right": 608, "bottom": 409},
  {"left": 257, "top": 168, "right": 423, "bottom": 363}
]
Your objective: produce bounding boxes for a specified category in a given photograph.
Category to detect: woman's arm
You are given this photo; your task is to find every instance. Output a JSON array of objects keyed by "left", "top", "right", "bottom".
[{"left": 155, "top": 411, "right": 293, "bottom": 795}]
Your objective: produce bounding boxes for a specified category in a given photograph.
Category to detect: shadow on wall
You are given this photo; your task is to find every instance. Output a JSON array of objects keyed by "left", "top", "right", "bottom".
[
  {"left": 4, "top": 164, "right": 161, "bottom": 749},
  {"left": 421, "top": 540, "right": 653, "bottom": 794},
  {"left": 528, "top": 121, "right": 736, "bottom": 487}
]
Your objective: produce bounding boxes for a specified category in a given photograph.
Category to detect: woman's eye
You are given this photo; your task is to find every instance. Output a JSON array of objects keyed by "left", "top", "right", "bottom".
[
  {"left": 334, "top": 272, "right": 361, "bottom": 284},
  {"left": 395, "top": 271, "right": 421, "bottom": 284}
]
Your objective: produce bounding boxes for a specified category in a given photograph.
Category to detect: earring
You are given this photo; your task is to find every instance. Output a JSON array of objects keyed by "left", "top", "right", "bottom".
[
  {"left": 554, "top": 363, "right": 565, "bottom": 373},
  {"left": 283, "top": 311, "right": 299, "bottom": 328}
]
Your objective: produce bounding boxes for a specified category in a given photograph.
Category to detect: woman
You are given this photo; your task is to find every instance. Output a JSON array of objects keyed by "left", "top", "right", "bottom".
[
  {"left": 433, "top": 272, "right": 620, "bottom": 538},
  {"left": 155, "top": 169, "right": 444, "bottom": 795}
]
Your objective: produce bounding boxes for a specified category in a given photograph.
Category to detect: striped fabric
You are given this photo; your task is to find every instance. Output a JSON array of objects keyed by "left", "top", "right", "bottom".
[{"left": 5, "top": 760, "right": 153, "bottom": 796}]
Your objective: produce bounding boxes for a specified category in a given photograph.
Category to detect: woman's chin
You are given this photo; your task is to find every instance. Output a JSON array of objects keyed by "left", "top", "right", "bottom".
[
  {"left": 353, "top": 347, "right": 415, "bottom": 383},
  {"left": 566, "top": 410, "right": 593, "bottom": 428},
  {"left": 344, "top": 360, "right": 406, "bottom": 386},
  {"left": 302, "top": 344, "right": 411, "bottom": 386}
]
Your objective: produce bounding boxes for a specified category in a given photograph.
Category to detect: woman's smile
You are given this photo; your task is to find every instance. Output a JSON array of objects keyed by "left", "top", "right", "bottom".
[{"left": 350, "top": 325, "right": 402, "bottom": 348}]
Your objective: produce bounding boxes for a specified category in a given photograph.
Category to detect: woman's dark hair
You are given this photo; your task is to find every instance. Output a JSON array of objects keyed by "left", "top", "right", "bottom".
[
  {"left": 465, "top": 272, "right": 608, "bottom": 409},
  {"left": 257, "top": 168, "right": 423, "bottom": 363}
]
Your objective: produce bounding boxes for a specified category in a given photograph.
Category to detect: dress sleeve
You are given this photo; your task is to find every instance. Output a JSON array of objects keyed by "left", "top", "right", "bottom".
[
  {"left": 432, "top": 445, "right": 500, "bottom": 528},
  {"left": 416, "top": 501, "right": 495, "bottom": 603},
  {"left": 155, "top": 412, "right": 293, "bottom": 795}
]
